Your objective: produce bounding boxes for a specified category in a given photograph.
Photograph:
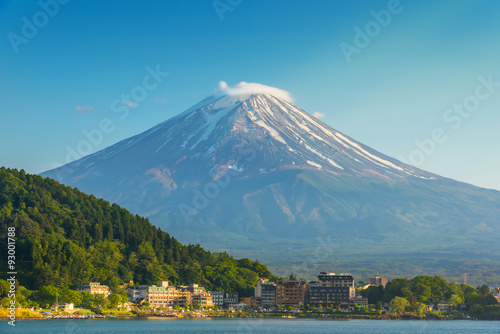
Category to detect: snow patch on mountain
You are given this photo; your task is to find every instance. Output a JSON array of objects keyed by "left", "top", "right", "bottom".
[
  {"left": 307, "top": 160, "right": 322, "bottom": 169},
  {"left": 333, "top": 132, "right": 404, "bottom": 171},
  {"left": 246, "top": 103, "right": 287, "bottom": 144},
  {"left": 327, "top": 158, "right": 343, "bottom": 169},
  {"left": 189, "top": 105, "right": 234, "bottom": 149}
]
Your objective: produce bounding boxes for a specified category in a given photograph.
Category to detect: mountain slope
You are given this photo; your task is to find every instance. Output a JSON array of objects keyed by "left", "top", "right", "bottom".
[
  {"left": 42, "top": 82, "right": 500, "bottom": 281},
  {"left": 0, "top": 167, "right": 276, "bottom": 295}
]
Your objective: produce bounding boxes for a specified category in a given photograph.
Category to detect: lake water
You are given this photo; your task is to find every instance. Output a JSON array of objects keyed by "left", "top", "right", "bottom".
[{"left": 1, "top": 318, "right": 499, "bottom": 333}]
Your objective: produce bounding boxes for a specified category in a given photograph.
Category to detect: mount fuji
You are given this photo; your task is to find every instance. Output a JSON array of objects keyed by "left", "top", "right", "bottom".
[{"left": 42, "top": 82, "right": 500, "bottom": 280}]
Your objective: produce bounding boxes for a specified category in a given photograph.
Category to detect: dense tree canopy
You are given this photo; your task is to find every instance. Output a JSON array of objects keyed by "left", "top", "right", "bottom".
[{"left": 361, "top": 275, "right": 498, "bottom": 315}]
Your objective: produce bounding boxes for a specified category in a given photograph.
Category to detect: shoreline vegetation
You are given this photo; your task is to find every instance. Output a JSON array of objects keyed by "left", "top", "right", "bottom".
[{"left": 1, "top": 307, "right": 499, "bottom": 321}]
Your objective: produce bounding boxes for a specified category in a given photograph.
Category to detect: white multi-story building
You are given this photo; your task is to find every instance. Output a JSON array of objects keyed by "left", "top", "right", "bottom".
[
  {"left": 76, "top": 282, "right": 111, "bottom": 297},
  {"left": 127, "top": 281, "right": 215, "bottom": 308},
  {"left": 128, "top": 288, "right": 142, "bottom": 302},
  {"left": 210, "top": 291, "right": 224, "bottom": 307}
]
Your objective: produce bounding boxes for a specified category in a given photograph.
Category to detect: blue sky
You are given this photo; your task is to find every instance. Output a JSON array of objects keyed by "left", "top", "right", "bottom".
[{"left": 1, "top": 0, "right": 500, "bottom": 190}]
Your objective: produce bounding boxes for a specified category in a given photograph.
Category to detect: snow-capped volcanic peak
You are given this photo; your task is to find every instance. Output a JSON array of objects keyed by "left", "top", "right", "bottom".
[
  {"left": 183, "top": 84, "right": 434, "bottom": 181},
  {"left": 40, "top": 82, "right": 500, "bottom": 269},
  {"left": 44, "top": 81, "right": 438, "bottom": 185}
]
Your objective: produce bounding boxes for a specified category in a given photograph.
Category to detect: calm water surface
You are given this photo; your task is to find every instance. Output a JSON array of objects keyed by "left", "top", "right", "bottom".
[{"left": 2, "top": 318, "right": 499, "bottom": 333}]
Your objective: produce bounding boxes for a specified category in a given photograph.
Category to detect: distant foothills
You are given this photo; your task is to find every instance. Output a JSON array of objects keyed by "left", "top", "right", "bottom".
[{"left": 0, "top": 167, "right": 499, "bottom": 320}]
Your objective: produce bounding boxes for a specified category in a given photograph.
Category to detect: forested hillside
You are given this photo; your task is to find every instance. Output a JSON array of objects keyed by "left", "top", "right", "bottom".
[
  {"left": 361, "top": 275, "right": 498, "bottom": 316},
  {"left": 0, "top": 167, "right": 276, "bottom": 296}
]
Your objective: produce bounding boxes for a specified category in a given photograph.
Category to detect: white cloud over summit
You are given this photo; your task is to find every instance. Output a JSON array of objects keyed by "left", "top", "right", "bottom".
[
  {"left": 217, "top": 81, "right": 294, "bottom": 103},
  {"left": 312, "top": 111, "right": 325, "bottom": 119}
]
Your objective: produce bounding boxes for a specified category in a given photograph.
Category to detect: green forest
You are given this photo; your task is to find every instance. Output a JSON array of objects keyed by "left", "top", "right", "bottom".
[
  {"left": 360, "top": 275, "right": 499, "bottom": 318},
  {"left": 0, "top": 167, "right": 278, "bottom": 298}
]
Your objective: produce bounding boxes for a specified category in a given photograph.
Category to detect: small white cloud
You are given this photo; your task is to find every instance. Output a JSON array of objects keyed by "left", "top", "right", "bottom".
[
  {"left": 216, "top": 81, "right": 294, "bottom": 103},
  {"left": 219, "top": 81, "right": 228, "bottom": 90},
  {"left": 75, "top": 106, "right": 95, "bottom": 113},
  {"left": 121, "top": 101, "right": 138, "bottom": 108},
  {"left": 235, "top": 81, "right": 247, "bottom": 87},
  {"left": 154, "top": 97, "right": 168, "bottom": 104},
  {"left": 312, "top": 111, "right": 325, "bottom": 119}
]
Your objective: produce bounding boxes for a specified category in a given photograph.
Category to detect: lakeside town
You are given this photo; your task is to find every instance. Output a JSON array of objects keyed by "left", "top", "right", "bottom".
[
  {"left": 2, "top": 170, "right": 499, "bottom": 326},
  {"left": 2, "top": 271, "right": 500, "bottom": 321}
]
